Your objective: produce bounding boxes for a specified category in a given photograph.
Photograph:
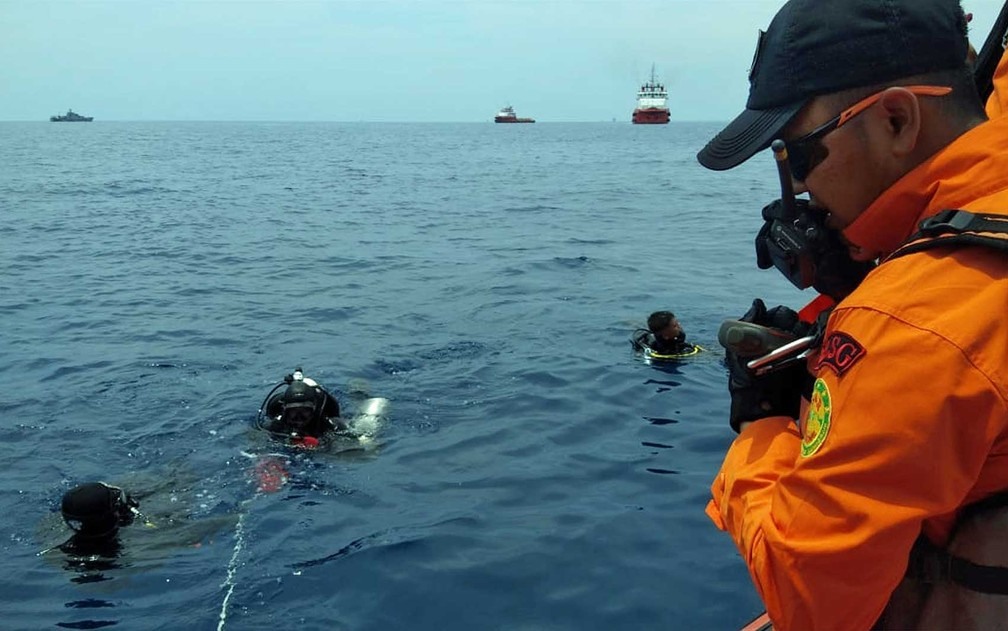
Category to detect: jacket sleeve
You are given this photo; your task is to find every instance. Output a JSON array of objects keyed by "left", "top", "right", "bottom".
[{"left": 707, "top": 311, "right": 1001, "bottom": 631}]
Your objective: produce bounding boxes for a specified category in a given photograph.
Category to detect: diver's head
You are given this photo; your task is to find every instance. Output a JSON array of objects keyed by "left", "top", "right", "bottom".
[
  {"left": 647, "top": 311, "right": 685, "bottom": 344},
  {"left": 61, "top": 482, "right": 137, "bottom": 540},
  {"left": 279, "top": 379, "right": 323, "bottom": 434}
]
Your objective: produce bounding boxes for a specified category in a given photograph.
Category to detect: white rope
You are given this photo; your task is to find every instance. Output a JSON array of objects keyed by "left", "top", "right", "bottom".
[
  {"left": 216, "top": 501, "right": 249, "bottom": 631},
  {"left": 219, "top": 451, "right": 270, "bottom": 631},
  {"left": 215, "top": 406, "right": 384, "bottom": 629}
]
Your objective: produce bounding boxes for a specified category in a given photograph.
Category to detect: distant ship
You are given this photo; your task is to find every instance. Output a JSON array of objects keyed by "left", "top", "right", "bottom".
[
  {"left": 632, "top": 65, "right": 670, "bottom": 124},
  {"left": 50, "top": 109, "right": 93, "bottom": 122},
  {"left": 494, "top": 105, "right": 535, "bottom": 123}
]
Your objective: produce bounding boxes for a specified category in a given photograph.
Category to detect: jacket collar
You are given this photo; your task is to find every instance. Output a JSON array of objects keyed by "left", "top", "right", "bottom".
[{"left": 842, "top": 116, "right": 1008, "bottom": 258}]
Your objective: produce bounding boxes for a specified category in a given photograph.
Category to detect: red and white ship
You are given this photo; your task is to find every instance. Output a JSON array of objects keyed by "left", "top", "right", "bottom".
[
  {"left": 632, "top": 65, "right": 670, "bottom": 124},
  {"left": 494, "top": 105, "right": 535, "bottom": 123}
]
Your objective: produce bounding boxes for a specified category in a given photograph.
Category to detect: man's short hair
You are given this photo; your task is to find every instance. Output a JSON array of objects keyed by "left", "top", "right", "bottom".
[
  {"left": 822, "top": 65, "right": 985, "bottom": 124},
  {"left": 648, "top": 311, "right": 675, "bottom": 333}
]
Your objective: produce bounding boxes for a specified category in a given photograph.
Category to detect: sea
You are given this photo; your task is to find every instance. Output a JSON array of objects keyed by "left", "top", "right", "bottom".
[{"left": 0, "top": 121, "right": 808, "bottom": 631}]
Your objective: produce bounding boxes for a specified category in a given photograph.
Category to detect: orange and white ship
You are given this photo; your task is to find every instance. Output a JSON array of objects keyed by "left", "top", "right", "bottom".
[
  {"left": 494, "top": 105, "right": 535, "bottom": 123},
  {"left": 632, "top": 65, "right": 670, "bottom": 124}
]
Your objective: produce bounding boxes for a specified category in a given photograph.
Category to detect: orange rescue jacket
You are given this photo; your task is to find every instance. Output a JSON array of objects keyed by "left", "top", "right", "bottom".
[
  {"left": 986, "top": 46, "right": 1008, "bottom": 119},
  {"left": 706, "top": 116, "right": 1008, "bottom": 631}
]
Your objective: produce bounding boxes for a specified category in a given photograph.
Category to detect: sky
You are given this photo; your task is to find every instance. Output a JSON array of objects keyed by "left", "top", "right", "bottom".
[{"left": 2, "top": 0, "right": 1005, "bottom": 122}]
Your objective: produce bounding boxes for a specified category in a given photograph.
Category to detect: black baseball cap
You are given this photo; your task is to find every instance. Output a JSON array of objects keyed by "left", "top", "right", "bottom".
[{"left": 697, "top": 0, "right": 970, "bottom": 171}]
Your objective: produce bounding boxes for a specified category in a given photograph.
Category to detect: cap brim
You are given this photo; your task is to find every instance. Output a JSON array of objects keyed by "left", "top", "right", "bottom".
[{"left": 697, "top": 101, "right": 804, "bottom": 171}]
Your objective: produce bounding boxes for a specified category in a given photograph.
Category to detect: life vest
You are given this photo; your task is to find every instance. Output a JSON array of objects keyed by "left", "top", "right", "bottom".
[{"left": 874, "top": 210, "right": 1008, "bottom": 629}]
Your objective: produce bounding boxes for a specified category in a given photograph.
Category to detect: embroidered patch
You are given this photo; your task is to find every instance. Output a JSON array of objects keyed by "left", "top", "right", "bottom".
[
  {"left": 801, "top": 379, "right": 832, "bottom": 458},
  {"left": 816, "top": 331, "right": 866, "bottom": 376}
]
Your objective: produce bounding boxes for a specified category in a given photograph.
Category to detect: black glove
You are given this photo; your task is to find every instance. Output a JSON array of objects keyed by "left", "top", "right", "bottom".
[
  {"left": 726, "top": 299, "right": 811, "bottom": 432},
  {"left": 742, "top": 297, "right": 812, "bottom": 339}
]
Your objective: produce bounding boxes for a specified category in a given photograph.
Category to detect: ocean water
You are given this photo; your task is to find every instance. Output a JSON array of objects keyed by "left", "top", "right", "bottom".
[{"left": 1, "top": 121, "right": 806, "bottom": 631}]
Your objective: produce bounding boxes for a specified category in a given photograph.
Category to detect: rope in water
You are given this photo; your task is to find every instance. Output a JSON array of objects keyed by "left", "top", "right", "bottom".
[
  {"left": 218, "top": 451, "right": 289, "bottom": 630},
  {"left": 216, "top": 503, "right": 249, "bottom": 631}
]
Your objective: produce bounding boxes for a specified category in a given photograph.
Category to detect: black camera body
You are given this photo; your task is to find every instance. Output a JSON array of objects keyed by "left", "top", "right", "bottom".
[
  {"left": 755, "top": 197, "right": 874, "bottom": 301},
  {"left": 758, "top": 141, "right": 875, "bottom": 301}
]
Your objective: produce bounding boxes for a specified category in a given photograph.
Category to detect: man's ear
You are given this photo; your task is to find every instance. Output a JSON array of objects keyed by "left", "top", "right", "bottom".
[{"left": 875, "top": 88, "right": 922, "bottom": 157}]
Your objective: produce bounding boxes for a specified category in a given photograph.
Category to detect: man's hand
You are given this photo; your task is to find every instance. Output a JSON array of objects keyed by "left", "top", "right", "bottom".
[{"left": 727, "top": 299, "right": 811, "bottom": 432}]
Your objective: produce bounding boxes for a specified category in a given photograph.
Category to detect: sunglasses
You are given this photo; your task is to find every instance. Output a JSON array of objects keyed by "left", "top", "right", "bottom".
[{"left": 785, "top": 85, "right": 953, "bottom": 182}]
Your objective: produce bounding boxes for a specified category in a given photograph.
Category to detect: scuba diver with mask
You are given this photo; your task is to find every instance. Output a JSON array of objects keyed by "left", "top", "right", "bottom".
[
  {"left": 54, "top": 482, "right": 146, "bottom": 557},
  {"left": 256, "top": 367, "right": 343, "bottom": 448},
  {"left": 43, "top": 476, "right": 239, "bottom": 566},
  {"left": 251, "top": 368, "right": 389, "bottom": 494}
]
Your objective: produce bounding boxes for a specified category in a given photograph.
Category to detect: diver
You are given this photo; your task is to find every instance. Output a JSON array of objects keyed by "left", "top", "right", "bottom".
[
  {"left": 55, "top": 481, "right": 144, "bottom": 557},
  {"left": 41, "top": 474, "right": 239, "bottom": 590},
  {"left": 256, "top": 367, "right": 343, "bottom": 447},
  {"left": 632, "top": 311, "right": 698, "bottom": 358}
]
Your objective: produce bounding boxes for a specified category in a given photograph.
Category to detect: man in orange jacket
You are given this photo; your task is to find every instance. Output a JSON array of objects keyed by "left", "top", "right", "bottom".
[{"left": 695, "top": 0, "right": 1008, "bottom": 629}]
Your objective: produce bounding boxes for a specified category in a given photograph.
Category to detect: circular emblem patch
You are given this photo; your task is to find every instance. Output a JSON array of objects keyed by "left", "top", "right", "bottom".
[{"left": 801, "top": 378, "right": 832, "bottom": 457}]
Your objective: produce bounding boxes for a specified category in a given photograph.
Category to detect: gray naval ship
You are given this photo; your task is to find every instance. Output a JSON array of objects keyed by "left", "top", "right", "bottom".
[{"left": 50, "top": 109, "right": 93, "bottom": 122}]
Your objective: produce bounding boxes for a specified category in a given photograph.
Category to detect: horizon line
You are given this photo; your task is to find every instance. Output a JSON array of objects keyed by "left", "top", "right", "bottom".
[{"left": 5, "top": 119, "right": 728, "bottom": 124}]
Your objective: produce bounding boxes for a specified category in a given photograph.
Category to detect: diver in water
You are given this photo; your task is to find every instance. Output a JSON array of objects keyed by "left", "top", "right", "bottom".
[
  {"left": 257, "top": 367, "right": 343, "bottom": 446},
  {"left": 42, "top": 475, "right": 239, "bottom": 584},
  {"left": 632, "top": 311, "right": 697, "bottom": 357},
  {"left": 57, "top": 482, "right": 143, "bottom": 556}
]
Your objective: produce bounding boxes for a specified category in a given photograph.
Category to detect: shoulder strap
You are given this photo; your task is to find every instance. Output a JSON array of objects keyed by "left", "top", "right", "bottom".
[
  {"left": 908, "top": 538, "right": 1008, "bottom": 595},
  {"left": 949, "top": 552, "right": 1008, "bottom": 594},
  {"left": 907, "top": 491, "right": 1008, "bottom": 595},
  {"left": 888, "top": 209, "right": 1008, "bottom": 261}
]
